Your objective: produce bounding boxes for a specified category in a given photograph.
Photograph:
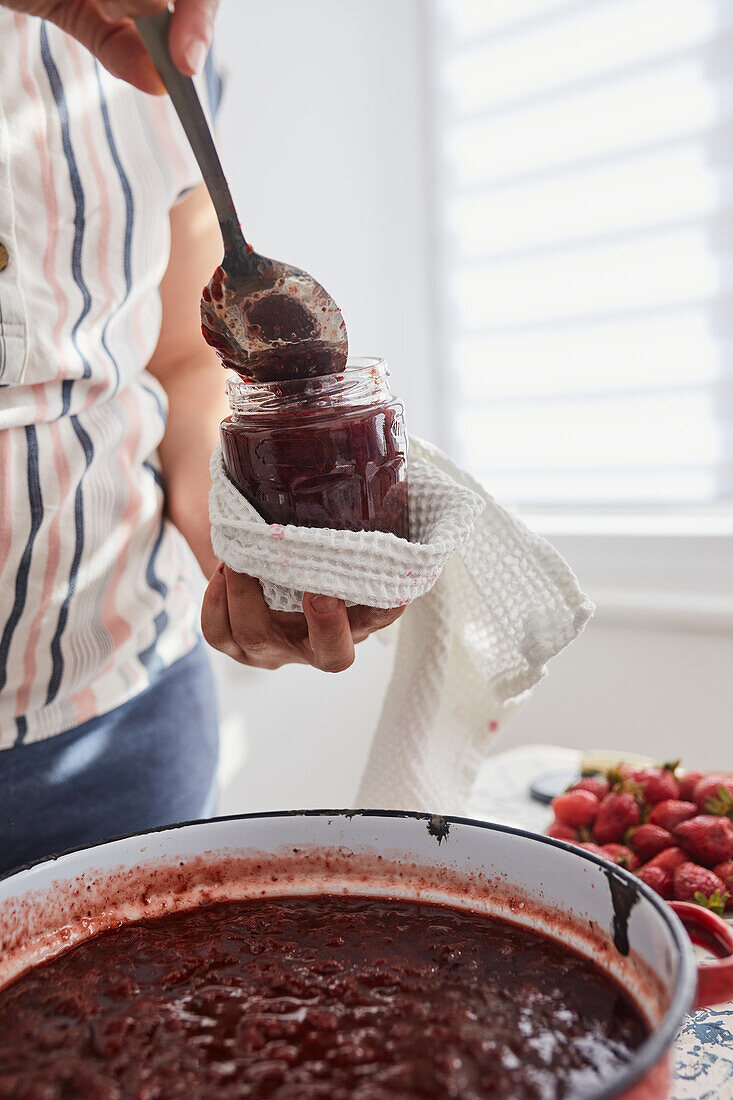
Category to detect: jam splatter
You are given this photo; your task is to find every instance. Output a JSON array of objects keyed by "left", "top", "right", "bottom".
[{"left": 427, "top": 815, "right": 450, "bottom": 845}]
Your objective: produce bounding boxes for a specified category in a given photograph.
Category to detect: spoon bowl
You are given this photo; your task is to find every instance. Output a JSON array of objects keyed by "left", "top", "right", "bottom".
[
  {"left": 136, "top": 12, "right": 348, "bottom": 381},
  {"left": 201, "top": 251, "right": 348, "bottom": 380}
]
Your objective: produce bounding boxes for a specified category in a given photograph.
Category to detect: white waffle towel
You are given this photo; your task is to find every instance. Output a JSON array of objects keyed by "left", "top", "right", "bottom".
[{"left": 209, "top": 437, "right": 594, "bottom": 813}]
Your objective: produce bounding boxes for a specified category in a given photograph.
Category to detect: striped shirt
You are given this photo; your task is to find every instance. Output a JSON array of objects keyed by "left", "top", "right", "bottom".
[{"left": 0, "top": 13, "right": 221, "bottom": 749}]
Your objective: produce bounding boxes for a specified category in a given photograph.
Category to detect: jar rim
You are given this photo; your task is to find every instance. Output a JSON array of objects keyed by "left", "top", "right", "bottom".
[{"left": 225, "top": 357, "right": 387, "bottom": 402}]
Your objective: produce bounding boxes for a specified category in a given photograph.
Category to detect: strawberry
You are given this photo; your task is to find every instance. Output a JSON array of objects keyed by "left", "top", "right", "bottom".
[
  {"left": 547, "top": 821, "right": 577, "bottom": 842},
  {"left": 675, "top": 815, "right": 733, "bottom": 867},
  {"left": 648, "top": 800, "right": 697, "bottom": 832},
  {"left": 637, "top": 865, "right": 673, "bottom": 900},
  {"left": 673, "top": 862, "right": 729, "bottom": 916},
  {"left": 712, "top": 861, "right": 733, "bottom": 909},
  {"left": 692, "top": 775, "right": 733, "bottom": 817},
  {"left": 677, "top": 770, "right": 704, "bottom": 802},
  {"left": 630, "top": 766, "right": 679, "bottom": 806},
  {"left": 617, "top": 763, "right": 639, "bottom": 780},
  {"left": 577, "top": 842, "right": 606, "bottom": 857},
  {"left": 551, "top": 789, "right": 600, "bottom": 827},
  {"left": 600, "top": 844, "right": 641, "bottom": 871},
  {"left": 572, "top": 775, "right": 610, "bottom": 801},
  {"left": 646, "top": 846, "right": 688, "bottom": 873},
  {"left": 626, "top": 824, "right": 674, "bottom": 862},
  {"left": 606, "top": 765, "right": 640, "bottom": 795},
  {"left": 593, "top": 791, "right": 640, "bottom": 844}
]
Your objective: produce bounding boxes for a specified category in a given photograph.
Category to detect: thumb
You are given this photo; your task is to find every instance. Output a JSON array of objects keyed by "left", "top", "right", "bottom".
[
  {"left": 168, "top": 0, "right": 220, "bottom": 76},
  {"left": 302, "top": 594, "right": 355, "bottom": 674}
]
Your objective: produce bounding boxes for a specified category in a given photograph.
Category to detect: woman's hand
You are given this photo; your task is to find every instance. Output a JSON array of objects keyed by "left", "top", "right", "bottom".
[
  {"left": 2, "top": 1, "right": 219, "bottom": 94},
  {"left": 201, "top": 567, "right": 405, "bottom": 674}
]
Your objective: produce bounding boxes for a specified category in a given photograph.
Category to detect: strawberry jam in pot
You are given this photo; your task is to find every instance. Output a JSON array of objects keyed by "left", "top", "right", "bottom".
[
  {"left": 0, "top": 895, "right": 648, "bottom": 1099},
  {"left": 220, "top": 357, "right": 409, "bottom": 537}
]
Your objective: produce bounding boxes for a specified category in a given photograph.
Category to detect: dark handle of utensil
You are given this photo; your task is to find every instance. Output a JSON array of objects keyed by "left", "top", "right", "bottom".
[
  {"left": 529, "top": 771, "right": 581, "bottom": 805},
  {"left": 135, "top": 10, "right": 249, "bottom": 261}
]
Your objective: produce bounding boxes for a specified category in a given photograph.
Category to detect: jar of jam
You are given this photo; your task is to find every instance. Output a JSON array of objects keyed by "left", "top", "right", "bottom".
[{"left": 220, "top": 357, "right": 409, "bottom": 538}]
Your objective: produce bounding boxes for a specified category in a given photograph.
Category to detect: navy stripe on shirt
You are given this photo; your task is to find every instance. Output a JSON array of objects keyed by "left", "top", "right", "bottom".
[
  {"left": 40, "top": 24, "right": 95, "bottom": 706},
  {"left": 46, "top": 416, "right": 94, "bottom": 706},
  {"left": 204, "top": 50, "right": 223, "bottom": 121},
  {"left": 137, "top": 460, "right": 169, "bottom": 674},
  {"left": 95, "top": 62, "right": 134, "bottom": 397},
  {"left": 40, "top": 24, "right": 93, "bottom": 408},
  {"left": 0, "top": 429, "right": 44, "bottom": 722},
  {"left": 0, "top": 295, "right": 7, "bottom": 382}
]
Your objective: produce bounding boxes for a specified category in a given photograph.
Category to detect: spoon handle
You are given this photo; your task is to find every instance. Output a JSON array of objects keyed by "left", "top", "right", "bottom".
[{"left": 135, "top": 10, "right": 249, "bottom": 259}]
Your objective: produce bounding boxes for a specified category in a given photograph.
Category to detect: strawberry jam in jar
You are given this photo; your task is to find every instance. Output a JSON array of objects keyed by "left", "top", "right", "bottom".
[{"left": 220, "top": 357, "right": 409, "bottom": 537}]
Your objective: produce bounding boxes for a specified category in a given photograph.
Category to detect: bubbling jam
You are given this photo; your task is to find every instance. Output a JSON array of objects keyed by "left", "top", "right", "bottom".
[
  {"left": 0, "top": 895, "right": 648, "bottom": 1099},
  {"left": 220, "top": 360, "right": 410, "bottom": 537}
]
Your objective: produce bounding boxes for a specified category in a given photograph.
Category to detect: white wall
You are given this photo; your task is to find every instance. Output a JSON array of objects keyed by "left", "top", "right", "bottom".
[
  {"left": 215, "top": 0, "right": 433, "bottom": 439},
  {"left": 493, "top": 530, "right": 733, "bottom": 771},
  {"left": 211, "top": 1, "right": 732, "bottom": 815},
  {"left": 491, "top": 619, "right": 733, "bottom": 773},
  {"left": 212, "top": 0, "right": 433, "bottom": 812}
]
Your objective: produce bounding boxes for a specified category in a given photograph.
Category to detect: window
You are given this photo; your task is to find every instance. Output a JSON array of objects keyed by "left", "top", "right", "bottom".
[{"left": 430, "top": 0, "right": 733, "bottom": 536}]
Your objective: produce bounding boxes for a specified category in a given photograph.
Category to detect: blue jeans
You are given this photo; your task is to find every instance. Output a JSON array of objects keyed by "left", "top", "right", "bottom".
[{"left": 0, "top": 641, "right": 219, "bottom": 876}]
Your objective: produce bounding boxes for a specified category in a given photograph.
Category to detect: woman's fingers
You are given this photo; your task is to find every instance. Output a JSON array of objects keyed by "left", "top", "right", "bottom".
[
  {"left": 203, "top": 570, "right": 392, "bottom": 673},
  {"left": 200, "top": 564, "right": 246, "bottom": 663},
  {"left": 99, "top": 0, "right": 219, "bottom": 77},
  {"left": 167, "top": 0, "right": 219, "bottom": 75},
  {"left": 302, "top": 595, "right": 355, "bottom": 673},
  {"left": 223, "top": 569, "right": 288, "bottom": 669},
  {"left": 94, "top": 0, "right": 219, "bottom": 90},
  {"left": 347, "top": 604, "right": 406, "bottom": 643},
  {"left": 96, "top": 21, "right": 167, "bottom": 93},
  {"left": 33, "top": 2, "right": 164, "bottom": 94},
  {"left": 97, "top": 0, "right": 165, "bottom": 19}
]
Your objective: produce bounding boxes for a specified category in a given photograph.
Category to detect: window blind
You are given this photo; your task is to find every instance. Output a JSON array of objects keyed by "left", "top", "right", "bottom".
[{"left": 432, "top": 0, "right": 733, "bottom": 516}]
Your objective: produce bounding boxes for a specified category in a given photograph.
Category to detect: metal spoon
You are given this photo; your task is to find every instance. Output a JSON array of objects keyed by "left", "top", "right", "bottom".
[{"left": 135, "top": 11, "right": 348, "bottom": 381}]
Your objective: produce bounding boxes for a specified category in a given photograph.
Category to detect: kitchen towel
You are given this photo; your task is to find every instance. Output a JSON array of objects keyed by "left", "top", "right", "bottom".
[{"left": 209, "top": 437, "right": 594, "bottom": 814}]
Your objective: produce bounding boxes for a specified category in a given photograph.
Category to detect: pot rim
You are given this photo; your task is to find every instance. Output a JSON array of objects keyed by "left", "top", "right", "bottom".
[{"left": 1, "top": 808, "right": 697, "bottom": 1100}]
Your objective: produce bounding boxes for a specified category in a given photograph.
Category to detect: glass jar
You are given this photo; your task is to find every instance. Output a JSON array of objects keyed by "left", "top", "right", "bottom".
[{"left": 220, "top": 357, "right": 409, "bottom": 538}]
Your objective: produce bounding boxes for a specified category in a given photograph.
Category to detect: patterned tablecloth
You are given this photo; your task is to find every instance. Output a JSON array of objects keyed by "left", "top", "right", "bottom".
[{"left": 468, "top": 745, "right": 733, "bottom": 1099}]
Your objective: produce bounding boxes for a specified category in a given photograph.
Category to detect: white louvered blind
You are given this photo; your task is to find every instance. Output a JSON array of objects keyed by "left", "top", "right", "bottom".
[{"left": 432, "top": 0, "right": 733, "bottom": 521}]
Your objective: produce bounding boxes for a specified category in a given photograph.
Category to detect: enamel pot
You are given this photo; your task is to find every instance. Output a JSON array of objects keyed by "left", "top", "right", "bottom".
[{"left": 1, "top": 810, "right": 732, "bottom": 1099}]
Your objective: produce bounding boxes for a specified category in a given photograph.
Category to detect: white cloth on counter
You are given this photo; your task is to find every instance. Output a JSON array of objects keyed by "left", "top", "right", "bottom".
[{"left": 209, "top": 437, "right": 594, "bottom": 814}]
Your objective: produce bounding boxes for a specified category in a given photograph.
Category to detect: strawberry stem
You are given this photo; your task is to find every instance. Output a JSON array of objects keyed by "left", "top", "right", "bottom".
[
  {"left": 705, "top": 787, "right": 733, "bottom": 818},
  {"left": 693, "top": 890, "right": 729, "bottom": 917}
]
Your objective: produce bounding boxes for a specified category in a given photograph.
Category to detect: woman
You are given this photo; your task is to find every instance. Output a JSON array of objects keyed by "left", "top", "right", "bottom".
[{"left": 0, "top": 0, "right": 401, "bottom": 874}]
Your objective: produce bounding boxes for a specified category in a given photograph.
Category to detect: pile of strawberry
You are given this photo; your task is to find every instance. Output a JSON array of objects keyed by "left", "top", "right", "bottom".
[{"left": 547, "top": 764, "right": 733, "bottom": 916}]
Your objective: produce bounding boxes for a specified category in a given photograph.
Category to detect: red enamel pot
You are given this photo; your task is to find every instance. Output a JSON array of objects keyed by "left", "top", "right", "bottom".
[{"left": 1, "top": 810, "right": 732, "bottom": 1098}]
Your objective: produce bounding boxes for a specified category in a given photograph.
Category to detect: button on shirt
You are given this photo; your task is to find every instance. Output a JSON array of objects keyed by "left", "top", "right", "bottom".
[{"left": 0, "top": 14, "right": 221, "bottom": 747}]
